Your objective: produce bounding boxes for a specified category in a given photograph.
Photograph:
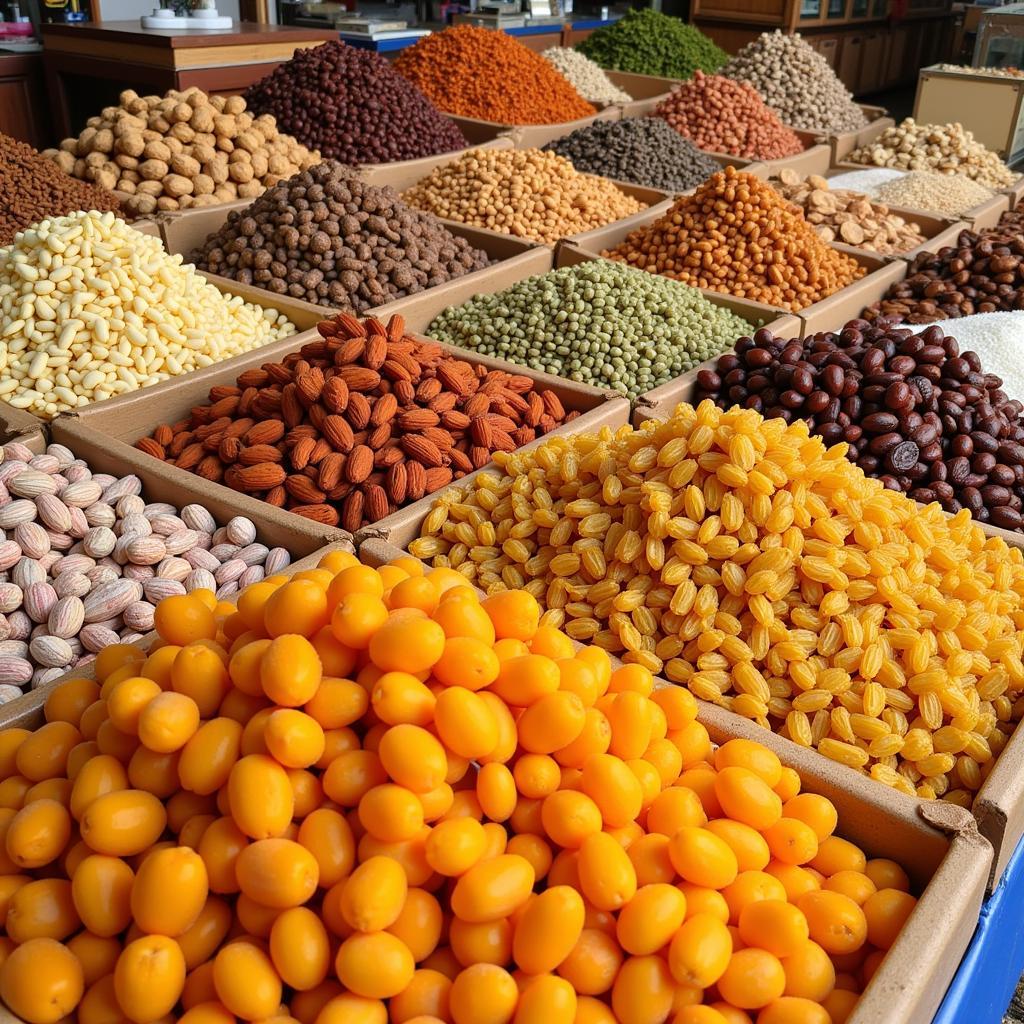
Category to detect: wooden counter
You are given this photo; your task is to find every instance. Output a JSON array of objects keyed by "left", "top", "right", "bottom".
[
  {"left": 0, "top": 52, "right": 50, "bottom": 148},
  {"left": 41, "top": 20, "right": 336, "bottom": 142}
]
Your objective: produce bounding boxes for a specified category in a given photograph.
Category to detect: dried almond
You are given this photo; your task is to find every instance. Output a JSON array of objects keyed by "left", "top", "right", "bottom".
[{"left": 344, "top": 446, "right": 374, "bottom": 484}]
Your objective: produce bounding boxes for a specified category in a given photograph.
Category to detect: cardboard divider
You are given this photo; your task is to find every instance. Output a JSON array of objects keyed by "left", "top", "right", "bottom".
[
  {"left": 156, "top": 204, "right": 550, "bottom": 334},
  {"left": 810, "top": 106, "right": 895, "bottom": 163},
  {"left": 357, "top": 537, "right": 985, "bottom": 1024},
  {"left": 356, "top": 128, "right": 515, "bottom": 181},
  {"left": 49, "top": 414, "right": 349, "bottom": 556},
  {"left": 356, "top": 136, "right": 516, "bottom": 193},
  {"left": 0, "top": 538, "right": 354, "bottom": 732},
  {"left": 605, "top": 69, "right": 680, "bottom": 118},
  {"left": 446, "top": 108, "right": 621, "bottom": 151},
  {"left": 0, "top": 404, "right": 47, "bottom": 449},
  {"left": 358, "top": 394, "right": 631, "bottom": 550},
  {"left": 561, "top": 213, "right": 901, "bottom": 339},
  {"left": 58, "top": 304, "right": 621, "bottom": 540},
  {"left": 797, "top": 259, "right": 908, "bottom": 336}
]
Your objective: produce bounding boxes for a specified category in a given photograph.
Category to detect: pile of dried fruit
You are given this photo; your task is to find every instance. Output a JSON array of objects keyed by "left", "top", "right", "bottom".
[
  {"left": 0, "top": 438, "right": 290, "bottom": 695},
  {"left": 135, "top": 312, "right": 575, "bottom": 531},
  {"left": 413, "top": 400, "right": 1024, "bottom": 802},
  {"left": 0, "top": 546, "right": 921, "bottom": 1024}
]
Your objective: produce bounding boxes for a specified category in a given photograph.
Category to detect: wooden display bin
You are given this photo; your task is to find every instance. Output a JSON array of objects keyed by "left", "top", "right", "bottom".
[{"left": 915, "top": 64, "right": 1024, "bottom": 162}]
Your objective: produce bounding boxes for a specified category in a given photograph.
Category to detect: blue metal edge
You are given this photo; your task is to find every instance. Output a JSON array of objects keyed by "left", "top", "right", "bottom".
[{"left": 933, "top": 831, "right": 1024, "bottom": 1023}]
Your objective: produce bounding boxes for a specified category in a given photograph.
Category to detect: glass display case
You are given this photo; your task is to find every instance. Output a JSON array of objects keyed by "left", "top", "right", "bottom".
[
  {"left": 827, "top": 0, "right": 844, "bottom": 17},
  {"left": 851, "top": 0, "right": 870, "bottom": 17},
  {"left": 974, "top": 3, "right": 1024, "bottom": 70},
  {"left": 800, "top": 0, "right": 822, "bottom": 18}
]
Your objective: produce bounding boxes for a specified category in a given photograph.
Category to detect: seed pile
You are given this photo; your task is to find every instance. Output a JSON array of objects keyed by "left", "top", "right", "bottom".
[
  {"left": 873, "top": 171, "right": 996, "bottom": 218},
  {"left": 190, "top": 162, "right": 490, "bottom": 312},
  {"left": 577, "top": 9, "right": 728, "bottom": 79},
  {"left": 137, "top": 312, "right": 574, "bottom": 531},
  {"left": 862, "top": 213, "right": 1024, "bottom": 323},
  {"left": 653, "top": 72, "right": 804, "bottom": 161},
  {"left": 43, "top": 88, "right": 319, "bottom": 216},
  {"left": 394, "top": 26, "right": 595, "bottom": 125},
  {"left": 401, "top": 148, "right": 645, "bottom": 245},
  {"left": 0, "top": 212, "right": 295, "bottom": 419},
  {"left": 243, "top": 41, "right": 467, "bottom": 166},
  {"left": 602, "top": 167, "right": 864, "bottom": 312},
  {"left": 770, "top": 170, "right": 927, "bottom": 255},
  {"left": 0, "top": 132, "right": 121, "bottom": 247},
  {"left": 847, "top": 119, "right": 1017, "bottom": 188},
  {"left": 540, "top": 47, "right": 631, "bottom": 104},
  {"left": 694, "top": 321, "right": 1024, "bottom": 532},
  {"left": 0, "top": 438, "right": 291, "bottom": 696},
  {"left": 542, "top": 117, "right": 721, "bottom": 193},
  {"left": 426, "top": 260, "right": 753, "bottom": 399},
  {"left": 413, "top": 401, "right": 1024, "bottom": 801},
  {"left": 722, "top": 31, "right": 867, "bottom": 133},
  {"left": 0, "top": 547, "right": 926, "bottom": 1024}
]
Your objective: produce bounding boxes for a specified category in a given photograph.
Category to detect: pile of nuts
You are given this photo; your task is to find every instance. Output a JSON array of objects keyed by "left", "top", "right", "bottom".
[
  {"left": 135, "top": 311, "right": 576, "bottom": 531},
  {"left": 540, "top": 47, "right": 631, "bottom": 104},
  {"left": 426, "top": 259, "right": 754, "bottom": 399},
  {"left": 722, "top": 31, "right": 867, "bottom": 133},
  {"left": 243, "top": 41, "right": 468, "bottom": 166},
  {"left": 413, "top": 401, "right": 1024, "bottom": 801},
  {"left": 873, "top": 171, "right": 996, "bottom": 218},
  {"left": 394, "top": 25, "right": 596, "bottom": 125},
  {"left": 190, "top": 162, "right": 491, "bottom": 312},
  {"left": 0, "top": 212, "right": 296, "bottom": 419},
  {"left": 542, "top": 117, "right": 721, "bottom": 193},
  {"left": 0, "top": 438, "right": 291, "bottom": 696},
  {"left": 401, "top": 148, "right": 645, "bottom": 245},
  {"left": 693, "top": 319, "right": 1024, "bottom": 532},
  {"left": 43, "top": 88, "right": 319, "bottom": 216},
  {"left": 770, "top": 170, "right": 927, "bottom": 255},
  {"left": 863, "top": 212, "right": 1024, "bottom": 323},
  {"left": 847, "top": 119, "right": 1017, "bottom": 188},
  {"left": 577, "top": 8, "right": 728, "bottom": 79},
  {"left": 653, "top": 71, "right": 804, "bottom": 161},
  {"left": 0, "top": 132, "right": 121, "bottom": 247},
  {"left": 603, "top": 167, "right": 864, "bottom": 312}
]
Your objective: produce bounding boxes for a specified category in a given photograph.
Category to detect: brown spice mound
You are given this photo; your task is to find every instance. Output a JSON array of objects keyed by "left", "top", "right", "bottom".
[
  {"left": 0, "top": 131, "right": 121, "bottom": 246},
  {"left": 394, "top": 25, "right": 596, "bottom": 126},
  {"left": 137, "top": 312, "right": 575, "bottom": 531},
  {"left": 602, "top": 166, "right": 865, "bottom": 312}
]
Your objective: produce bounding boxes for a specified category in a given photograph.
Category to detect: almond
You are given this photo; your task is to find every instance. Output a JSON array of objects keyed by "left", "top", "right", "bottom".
[
  {"left": 322, "top": 415, "right": 355, "bottom": 453},
  {"left": 0, "top": 656, "right": 32, "bottom": 686},
  {"left": 291, "top": 504, "right": 341, "bottom": 526},
  {"left": 123, "top": 601, "right": 156, "bottom": 632},
  {"left": 14, "top": 522, "right": 50, "bottom": 560},
  {"left": 83, "top": 579, "right": 141, "bottom": 623},
  {"left": 398, "top": 409, "right": 440, "bottom": 431},
  {"left": 265, "top": 548, "right": 291, "bottom": 575},
  {"left": 286, "top": 475, "right": 327, "bottom": 504},
  {"left": 8, "top": 470, "right": 58, "bottom": 498},
  {"left": 401, "top": 436, "right": 445, "bottom": 468},
  {"left": 126, "top": 537, "right": 167, "bottom": 566},
  {"left": 0, "top": 500, "right": 38, "bottom": 528},
  {"left": 181, "top": 504, "right": 217, "bottom": 533},
  {"left": 183, "top": 569, "right": 217, "bottom": 593},
  {"left": 322, "top": 376, "right": 350, "bottom": 414},
  {"left": 143, "top": 577, "right": 187, "bottom": 603},
  {"left": 135, "top": 437, "right": 166, "bottom": 460},
  {"left": 344, "top": 446, "right": 374, "bottom": 485},
  {"left": 62, "top": 480, "right": 103, "bottom": 507},
  {"left": 29, "top": 635, "right": 74, "bottom": 669},
  {"left": 36, "top": 494, "right": 72, "bottom": 534},
  {"left": 79, "top": 623, "right": 121, "bottom": 653},
  {"left": 48, "top": 596, "right": 86, "bottom": 640},
  {"left": 365, "top": 484, "right": 390, "bottom": 524},
  {"left": 235, "top": 463, "right": 287, "bottom": 492},
  {"left": 339, "top": 366, "right": 382, "bottom": 393},
  {"left": 245, "top": 420, "right": 286, "bottom": 446}
]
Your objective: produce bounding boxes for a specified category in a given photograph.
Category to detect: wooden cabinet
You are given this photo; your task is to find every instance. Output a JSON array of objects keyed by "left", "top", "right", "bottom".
[
  {"left": 858, "top": 30, "right": 887, "bottom": 93},
  {"left": 885, "top": 24, "right": 909, "bottom": 88},
  {"left": 838, "top": 31, "right": 865, "bottom": 90},
  {"left": 0, "top": 54, "right": 51, "bottom": 149},
  {"left": 815, "top": 34, "right": 840, "bottom": 67}
]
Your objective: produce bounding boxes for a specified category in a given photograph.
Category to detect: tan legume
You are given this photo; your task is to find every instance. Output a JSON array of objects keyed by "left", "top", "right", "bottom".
[
  {"left": 401, "top": 148, "right": 645, "bottom": 245},
  {"left": 0, "top": 211, "right": 295, "bottom": 419},
  {"left": 411, "top": 400, "right": 1024, "bottom": 803}
]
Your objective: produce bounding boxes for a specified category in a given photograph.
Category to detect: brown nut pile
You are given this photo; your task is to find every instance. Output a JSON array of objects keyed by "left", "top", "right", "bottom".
[
  {"left": 0, "top": 131, "right": 121, "bottom": 246},
  {"left": 603, "top": 166, "right": 865, "bottom": 312},
  {"left": 863, "top": 211, "right": 1024, "bottom": 324},
  {"left": 847, "top": 118, "right": 1017, "bottom": 189},
  {"left": 770, "top": 169, "right": 928, "bottom": 255},
  {"left": 401, "top": 148, "right": 645, "bottom": 245},
  {"left": 652, "top": 70, "right": 804, "bottom": 160},
  {"left": 190, "top": 161, "right": 491, "bottom": 311},
  {"left": 135, "top": 312, "right": 577, "bottom": 531},
  {"left": 42, "top": 88, "right": 319, "bottom": 216}
]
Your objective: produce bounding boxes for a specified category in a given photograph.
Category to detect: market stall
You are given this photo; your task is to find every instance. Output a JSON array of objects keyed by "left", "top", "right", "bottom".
[{"left": 2, "top": 13, "right": 1024, "bottom": 1024}]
